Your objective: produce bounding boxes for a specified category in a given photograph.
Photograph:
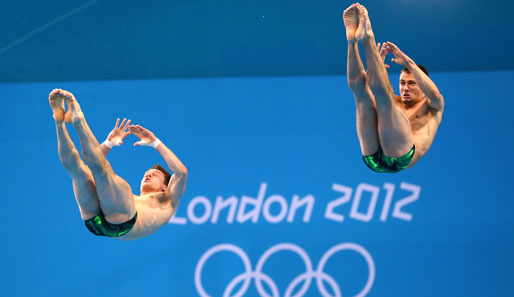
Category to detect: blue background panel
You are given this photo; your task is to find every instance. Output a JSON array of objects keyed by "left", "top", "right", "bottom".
[{"left": 0, "top": 71, "right": 513, "bottom": 296}]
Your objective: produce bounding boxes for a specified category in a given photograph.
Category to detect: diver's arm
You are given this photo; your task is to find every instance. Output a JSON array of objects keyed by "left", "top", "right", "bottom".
[
  {"left": 386, "top": 42, "right": 444, "bottom": 111},
  {"left": 129, "top": 125, "right": 188, "bottom": 208},
  {"left": 100, "top": 118, "right": 132, "bottom": 156}
]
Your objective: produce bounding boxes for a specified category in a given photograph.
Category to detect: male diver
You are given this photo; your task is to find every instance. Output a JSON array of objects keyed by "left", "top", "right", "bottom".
[
  {"left": 343, "top": 3, "right": 444, "bottom": 172},
  {"left": 49, "top": 88, "right": 187, "bottom": 240}
]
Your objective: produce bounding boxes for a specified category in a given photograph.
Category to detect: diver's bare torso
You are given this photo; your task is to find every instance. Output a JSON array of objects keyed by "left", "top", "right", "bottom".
[
  {"left": 119, "top": 192, "right": 177, "bottom": 241},
  {"left": 394, "top": 95, "right": 443, "bottom": 166}
]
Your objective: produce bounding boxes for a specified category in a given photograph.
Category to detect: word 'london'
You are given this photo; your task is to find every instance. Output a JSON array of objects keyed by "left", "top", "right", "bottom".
[{"left": 170, "top": 182, "right": 420, "bottom": 225}]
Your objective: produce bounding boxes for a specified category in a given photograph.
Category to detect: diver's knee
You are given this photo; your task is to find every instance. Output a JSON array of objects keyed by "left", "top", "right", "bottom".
[
  {"left": 85, "top": 158, "right": 111, "bottom": 175},
  {"left": 367, "top": 79, "right": 392, "bottom": 98},
  {"left": 60, "top": 154, "right": 82, "bottom": 172}
]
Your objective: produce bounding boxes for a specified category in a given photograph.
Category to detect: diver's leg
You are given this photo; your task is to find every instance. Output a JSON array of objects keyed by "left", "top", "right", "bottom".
[
  {"left": 357, "top": 5, "right": 413, "bottom": 157},
  {"left": 344, "top": 4, "right": 380, "bottom": 155},
  {"left": 50, "top": 89, "right": 135, "bottom": 224},
  {"left": 50, "top": 92, "right": 100, "bottom": 219}
]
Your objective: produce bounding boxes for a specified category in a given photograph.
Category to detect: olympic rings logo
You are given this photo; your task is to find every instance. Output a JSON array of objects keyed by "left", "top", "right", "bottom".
[{"left": 195, "top": 242, "right": 375, "bottom": 297}]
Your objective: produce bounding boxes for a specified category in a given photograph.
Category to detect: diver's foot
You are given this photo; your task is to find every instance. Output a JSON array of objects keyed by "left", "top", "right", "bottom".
[
  {"left": 355, "top": 4, "right": 373, "bottom": 41},
  {"left": 50, "top": 89, "right": 84, "bottom": 124},
  {"left": 343, "top": 4, "right": 359, "bottom": 41},
  {"left": 48, "top": 89, "right": 66, "bottom": 122}
]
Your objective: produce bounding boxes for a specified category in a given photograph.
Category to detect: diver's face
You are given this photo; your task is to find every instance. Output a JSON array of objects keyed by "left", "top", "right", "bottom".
[
  {"left": 140, "top": 169, "right": 166, "bottom": 193},
  {"left": 399, "top": 71, "right": 425, "bottom": 105}
]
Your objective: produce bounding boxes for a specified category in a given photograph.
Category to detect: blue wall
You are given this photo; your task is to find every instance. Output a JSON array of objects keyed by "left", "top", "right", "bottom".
[
  {"left": 2, "top": 0, "right": 514, "bottom": 82},
  {"left": 0, "top": 71, "right": 513, "bottom": 296}
]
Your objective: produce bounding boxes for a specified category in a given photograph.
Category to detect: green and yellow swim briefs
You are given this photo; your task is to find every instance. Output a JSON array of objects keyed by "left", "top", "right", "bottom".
[
  {"left": 362, "top": 145, "right": 415, "bottom": 173},
  {"left": 84, "top": 212, "right": 137, "bottom": 238}
]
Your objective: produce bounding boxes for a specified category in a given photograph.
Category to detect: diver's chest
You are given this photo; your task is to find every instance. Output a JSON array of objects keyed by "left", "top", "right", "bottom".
[
  {"left": 409, "top": 113, "right": 432, "bottom": 130},
  {"left": 137, "top": 193, "right": 167, "bottom": 207},
  {"left": 406, "top": 104, "right": 431, "bottom": 127}
]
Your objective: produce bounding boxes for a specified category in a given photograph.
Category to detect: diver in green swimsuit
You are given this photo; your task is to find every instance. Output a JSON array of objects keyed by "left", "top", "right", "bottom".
[
  {"left": 343, "top": 3, "right": 444, "bottom": 172},
  {"left": 49, "top": 89, "right": 188, "bottom": 240}
]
